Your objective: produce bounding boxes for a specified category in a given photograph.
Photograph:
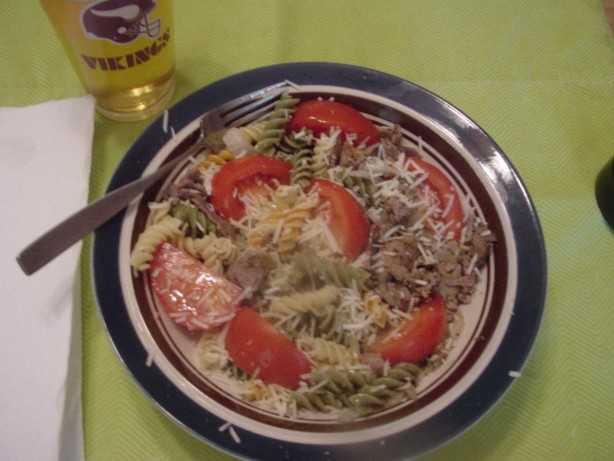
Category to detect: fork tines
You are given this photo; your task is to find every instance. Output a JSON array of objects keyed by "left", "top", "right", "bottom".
[
  {"left": 226, "top": 94, "right": 284, "bottom": 127},
  {"left": 221, "top": 82, "right": 289, "bottom": 127}
]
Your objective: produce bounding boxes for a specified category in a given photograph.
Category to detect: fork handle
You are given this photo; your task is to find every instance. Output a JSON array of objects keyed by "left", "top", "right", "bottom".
[{"left": 16, "top": 139, "right": 204, "bottom": 276}]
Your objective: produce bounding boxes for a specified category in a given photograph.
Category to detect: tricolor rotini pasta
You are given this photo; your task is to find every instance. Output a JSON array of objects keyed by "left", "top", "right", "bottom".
[
  {"left": 267, "top": 285, "right": 340, "bottom": 316},
  {"left": 130, "top": 92, "right": 496, "bottom": 422},
  {"left": 173, "top": 233, "right": 239, "bottom": 274},
  {"left": 244, "top": 184, "right": 319, "bottom": 255},
  {"left": 130, "top": 214, "right": 182, "bottom": 271}
]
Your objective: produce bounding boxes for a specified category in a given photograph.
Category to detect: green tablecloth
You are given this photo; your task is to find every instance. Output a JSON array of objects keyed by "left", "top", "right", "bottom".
[{"left": 2, "top": 1, "right": 613, "bottom": 459}]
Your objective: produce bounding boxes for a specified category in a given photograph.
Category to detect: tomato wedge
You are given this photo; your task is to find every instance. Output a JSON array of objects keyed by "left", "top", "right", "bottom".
[
  {"left": 225, "top": 307, "right": 313, "bottom": 389},
  {"left": 308, "top": 178, "right": 370, "bottom": 260},
  {"left": 210, "top": 156, "right": 292, "bottom": 221},
  {"left": 368, "top": 295, "right": 447, "bottom": 365},
  {"left": 149, "top": 243, "right": 242, "bottom": 331},
  {"left": 410, "top": 158, "right": 465, "bottom": 240},
  {"left": 287, "top": 99, "right": 380, "bottom": 146}
]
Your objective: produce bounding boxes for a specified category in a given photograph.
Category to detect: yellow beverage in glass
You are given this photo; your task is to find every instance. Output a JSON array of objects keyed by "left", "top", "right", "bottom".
[{"left": 40, "top": 0, "right": 176, "bottom": 121}]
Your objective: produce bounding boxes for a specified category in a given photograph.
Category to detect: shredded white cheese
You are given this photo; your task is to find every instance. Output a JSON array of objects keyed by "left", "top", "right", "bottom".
[{"left": 162, "top": 109, "right": 169, "bottom": 133}]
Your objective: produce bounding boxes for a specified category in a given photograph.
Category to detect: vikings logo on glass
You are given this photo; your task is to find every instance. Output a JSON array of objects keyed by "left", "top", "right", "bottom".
[{"left": 81, "top": 0, "right": 161, "bottom": 44}]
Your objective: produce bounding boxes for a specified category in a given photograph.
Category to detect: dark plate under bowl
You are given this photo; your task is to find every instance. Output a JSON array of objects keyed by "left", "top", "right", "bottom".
[{"left": 92, "top": 62, "right": 547, "bottom": 460}]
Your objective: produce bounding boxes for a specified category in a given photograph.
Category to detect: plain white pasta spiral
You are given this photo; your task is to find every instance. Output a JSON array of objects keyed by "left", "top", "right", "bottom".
[
  {"left": 129, "top": 215, "right": 182, "bottom": 271},
  {"left": 298, "top": 337, "right": 359, "bottom": 366},
  {"left": 148, "top": 200, "right": 172, "bottom": 223},
  {"left": 174, "top": 233, "right": 239, "bottom": 273},
  {"left": 239, "top": 121, "right": 266, "bottom": 143},
  {"left": 268, "top": 285, "right": 340, "bottom": 316}
]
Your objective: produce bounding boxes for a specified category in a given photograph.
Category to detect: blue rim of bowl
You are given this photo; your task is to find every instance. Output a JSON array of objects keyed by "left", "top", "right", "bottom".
[{"left": 92, "top": 62, "right": 547, "bottom": 460}]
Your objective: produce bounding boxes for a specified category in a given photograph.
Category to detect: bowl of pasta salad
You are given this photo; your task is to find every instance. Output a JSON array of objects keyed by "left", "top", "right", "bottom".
[{"left": 93, "top": 63, "right": 546, "bottom": 460}]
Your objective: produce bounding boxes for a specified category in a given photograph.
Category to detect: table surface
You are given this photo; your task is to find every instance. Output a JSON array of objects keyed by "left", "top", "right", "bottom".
[{"left": 1, "top": 1, "right": 613, "bottom": 460}]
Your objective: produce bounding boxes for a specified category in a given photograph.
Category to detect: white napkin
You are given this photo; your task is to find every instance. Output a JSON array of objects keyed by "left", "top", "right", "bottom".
[{"left": 0, "top": 96, "right": 95, "bottom": 461}]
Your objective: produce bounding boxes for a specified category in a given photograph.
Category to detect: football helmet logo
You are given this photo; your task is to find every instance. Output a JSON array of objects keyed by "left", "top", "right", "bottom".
[{"left": 81, "top": 0, "right": 161, "bottom": 44}]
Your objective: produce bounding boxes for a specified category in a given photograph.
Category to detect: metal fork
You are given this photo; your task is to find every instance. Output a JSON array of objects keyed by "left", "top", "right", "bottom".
[{"left": 16, "top": 81, "right": 289, "bottom": 275}]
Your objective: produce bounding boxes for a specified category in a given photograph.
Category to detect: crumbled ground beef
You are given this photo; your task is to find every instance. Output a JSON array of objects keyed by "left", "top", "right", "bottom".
[
  {"left": 368, "top": 220, "right": 496, "bottom": 311},
  {"left": 226, "top": 249, "right": 271, "bottom": 295},
  {"left": 164, "top": 168, "right": 237, "bottom": 238}
]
